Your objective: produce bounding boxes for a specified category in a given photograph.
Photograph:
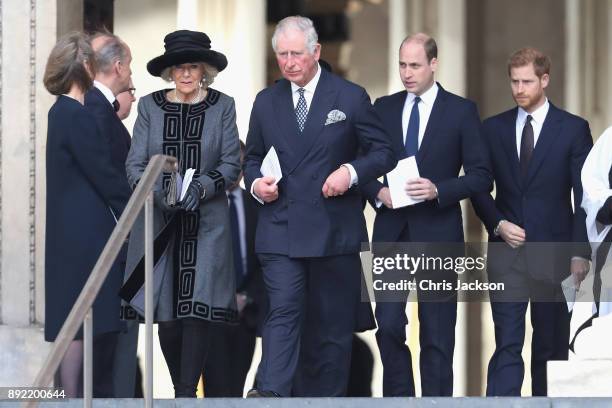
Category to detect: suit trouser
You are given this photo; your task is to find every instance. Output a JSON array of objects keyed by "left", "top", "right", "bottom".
[
  {"left": 256, "top": 253, "right": 361, "bottom": 396},
  {"left": 487, "top": 253, "right": 570, "bottom": 396},
  {"left": 203, "top": 320, "right": 256, "bottom": 397},
  {"left": 111, "top": 245, "right": 138, "bottom": 397},
  {"left": 374, "top": 230, "right": 458, "bottom": 397},
  {"left": 111, "top": 320, "right": 139, "bottom": 397},
  {"left": 375, "top": 293, "right": 457, "bottom": 396},
  {"left": 92, "top": 332, "right": 119, "bottom": 397}
]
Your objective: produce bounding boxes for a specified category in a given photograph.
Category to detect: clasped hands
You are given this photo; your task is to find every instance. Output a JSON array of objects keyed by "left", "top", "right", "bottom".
[{"left": 254, "top": 166, "right": 352, "bottom": 203}]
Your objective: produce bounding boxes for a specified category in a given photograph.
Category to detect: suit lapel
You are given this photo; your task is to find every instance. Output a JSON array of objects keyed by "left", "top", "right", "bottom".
[
  {"left": 270, "top": 80, "right": 299, "bottom": 166},
  {"left": 524, "top": 103, "right": 562, "bottom": 187},
  {"left": 390, "top": 91, "right": 407, "bottom": 159},
  {"left": 500, "top": 108, "right": 522, "bottom": 190},
  {"left": 92, "top": 87, "right": 117, "bottom": 117},
  {"left": 417, "top": 83, "right": 448, "bottom": 164},
  {"left": 287, "top": 69, "right": 337, "bottom": 174}
]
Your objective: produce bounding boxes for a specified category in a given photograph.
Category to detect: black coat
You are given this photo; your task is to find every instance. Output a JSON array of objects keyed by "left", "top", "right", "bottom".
[{"left": 44, "top": 95, "right": 131, "bottom": 341}]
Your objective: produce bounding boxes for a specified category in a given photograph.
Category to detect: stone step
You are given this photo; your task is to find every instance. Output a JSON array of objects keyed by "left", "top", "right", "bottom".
[
  {"left": 2, "top": 398, "right": 612, "bottom": 408},
  {"left": 548, "top": 359, "right": 612, "bottom": 397}
]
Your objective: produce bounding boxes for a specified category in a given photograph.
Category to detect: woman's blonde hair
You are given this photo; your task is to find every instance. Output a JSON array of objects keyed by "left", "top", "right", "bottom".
[{"left": 43, "top": 31, "right": 96, "bottom": 95}]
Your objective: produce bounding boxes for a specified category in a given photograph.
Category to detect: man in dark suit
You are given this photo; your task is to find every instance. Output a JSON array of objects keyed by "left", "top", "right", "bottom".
[
  {"left": 111, "top": 81, "right": 140, "bottom": 398},
  {"left": 84, "top": 32, "right": 133, "bottom": 397},
  {"left": 244, "top": 16, "right": 395, "bottom": 397},
  {"left": 203, "top": 140, "right": 267, "bottom": 397},
  {"left": 361, "top": 33, "right": 492, "bottom": 397},
  {"left": 471, "top": 47, "right": 592, "bottom": 396}
]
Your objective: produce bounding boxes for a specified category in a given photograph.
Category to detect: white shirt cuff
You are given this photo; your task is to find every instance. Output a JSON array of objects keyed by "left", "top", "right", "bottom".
[
  {"left": 374, "top": 198, "right": 383, "bottom": 208},
  {"left": 571, "top": 256, "right": 589, "bottom": 262},
  {"left": 342, "top": 163, "right": 358, "bottom": 187},
  {"left": 250, "top": 178, "right": 264, "bottom": 205}
]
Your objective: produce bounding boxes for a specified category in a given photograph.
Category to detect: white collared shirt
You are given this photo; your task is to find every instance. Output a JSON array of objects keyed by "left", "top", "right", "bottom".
[
  {"left": 515, "top": 98, "right": 549, "bottom": 158},
  {"left": 94, "top": 80, "right": 117, "bottom": 106},
  {"left": 402, "top": 82, "right": 438, "bottom": 149},
  {"left": 290, "top": 63, "right": 321, "bottom": 111},
  {"left": 228, "top": 188, "right": 247, "bottom": 276}
]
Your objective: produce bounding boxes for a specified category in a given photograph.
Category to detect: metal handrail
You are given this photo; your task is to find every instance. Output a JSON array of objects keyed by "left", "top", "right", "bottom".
[{"left": 28, "top": 154, "right": 178, "bottom": 408}]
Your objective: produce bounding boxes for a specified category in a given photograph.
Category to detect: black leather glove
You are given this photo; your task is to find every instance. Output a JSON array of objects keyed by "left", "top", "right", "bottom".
[
  {"left": 153, "top": 190, "right": 181, "bottom": 213},
  {"left": 180, "top": 180, "right": 205, "bottom": 212}
]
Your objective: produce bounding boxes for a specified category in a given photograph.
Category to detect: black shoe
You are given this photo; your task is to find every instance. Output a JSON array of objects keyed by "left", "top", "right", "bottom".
[{"left": 246, "top": 388, "right": 281, "bottom": 398}]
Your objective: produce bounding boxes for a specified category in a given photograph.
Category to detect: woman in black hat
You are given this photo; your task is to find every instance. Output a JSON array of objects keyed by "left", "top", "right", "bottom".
[{"left": 122, "top": 30, "right": 241, "bottom": 398}]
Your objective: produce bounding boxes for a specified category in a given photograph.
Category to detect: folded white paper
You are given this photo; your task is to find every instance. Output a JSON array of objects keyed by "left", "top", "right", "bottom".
[
  {"left": 260, "top": 146, "right": 283, "bottom": 185},
  {"left": 387, "top": 156, "right": 423, "bottom": 209},
  {"left": 179, "top": 168, "right": 196, "bottom": 201},
  {"left": 562, "top": 274, "right": 578, "bottom": 312}
]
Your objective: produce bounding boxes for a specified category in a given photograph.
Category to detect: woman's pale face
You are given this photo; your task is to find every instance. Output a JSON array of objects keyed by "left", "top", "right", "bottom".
[{"left": 171, "top": 62, "right": 204, "bottom": 99}]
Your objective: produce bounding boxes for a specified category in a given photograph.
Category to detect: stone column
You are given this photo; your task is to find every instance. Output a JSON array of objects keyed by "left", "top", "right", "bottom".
[
  {"left": 0, "top": 0, "right": 63, "bottom": 387},
  {"left": 197, "top": 0, "right": 266, "bottom": 140},
  {"left": 386, "top": 0, "right": 407, "bottom": 94}
]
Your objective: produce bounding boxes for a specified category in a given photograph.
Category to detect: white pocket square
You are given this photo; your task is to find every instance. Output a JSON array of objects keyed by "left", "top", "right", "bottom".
[{"left": 325, "top": 109, "right": 346, "bottom": 125}]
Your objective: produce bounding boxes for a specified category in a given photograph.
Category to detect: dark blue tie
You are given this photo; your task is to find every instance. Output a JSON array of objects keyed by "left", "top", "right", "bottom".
[
  {"left": 405, "top": 96, "right": 421, "bottom": 157},
  {"left": 228, "top": 193, "right": 245, "bottom": 289}
]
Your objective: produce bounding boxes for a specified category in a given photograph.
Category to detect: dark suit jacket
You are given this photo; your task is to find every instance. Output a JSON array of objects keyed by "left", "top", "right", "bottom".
[
  {"left": 84, "top": 87, "right": 132, "bottom": 329},
  {"left": 244, "top": 68, "right": 396, "bottom": 257},
  {"left": 361, "top": 84, "right": 492, "bottom": 243},
  {"left": 45, "top": 96, "right": 132, "bottom": 341},
  {"left": 85, "top": 87, "right": 132, "bottom": 176},
  {"left": 471, "top": 102, "right": 592, "bottom": 280}
]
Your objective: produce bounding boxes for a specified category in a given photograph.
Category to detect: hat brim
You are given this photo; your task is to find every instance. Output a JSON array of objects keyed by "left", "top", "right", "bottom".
[{"left": 147, "top": 49, "right": 228, "bottom": 77}]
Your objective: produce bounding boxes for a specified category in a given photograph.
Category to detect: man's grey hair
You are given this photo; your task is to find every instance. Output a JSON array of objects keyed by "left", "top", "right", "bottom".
[
  {"left": 271, "top": 16, "right": 319, "bottom": 54},
  {"left": 160, "top": 62, "right": 218, "bottom": 88},
  {"left": 90, "top": 32, "right": 129, "bottom": 74}
]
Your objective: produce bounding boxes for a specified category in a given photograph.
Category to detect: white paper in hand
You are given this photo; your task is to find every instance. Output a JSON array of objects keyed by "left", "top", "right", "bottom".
[
  {"left": 562, "top": 274, "right": 578, "bottom": 312},
  {"left": 260, "top": 146, "right": 283, "bottom": 185},
  {"left": 179, "top": 168, "right": 196, "bottom": 201},
  {"left": 387, "top": 156, "right": 423, "bottom": 209}
]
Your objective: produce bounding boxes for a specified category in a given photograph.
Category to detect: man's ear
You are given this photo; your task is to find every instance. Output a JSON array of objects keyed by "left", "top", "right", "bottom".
[
  {"left": 313, "top": 43, "right": 321, "bottom": 60},
  {"left": 114, "top": 59, "right": 123, "bottom": 76},
  {"left": 430, "top": 57, "right": 438, "bottom": 73},
  {"left": 540, "top": 73, "right": 550, "bottom": 89}
]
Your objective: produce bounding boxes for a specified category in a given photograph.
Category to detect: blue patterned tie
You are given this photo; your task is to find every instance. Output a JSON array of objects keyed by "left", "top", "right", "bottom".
[
  {"left": 295, "top": 88, "right": 307, "bottom": 132},
  {"left": 405, "top": 96, "right": 421, "bottom": 156}
]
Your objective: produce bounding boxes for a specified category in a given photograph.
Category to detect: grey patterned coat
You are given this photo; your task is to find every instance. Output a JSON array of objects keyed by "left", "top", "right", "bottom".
[{"left": 121, "top": 88, "right": 240, "bottom": 323}]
